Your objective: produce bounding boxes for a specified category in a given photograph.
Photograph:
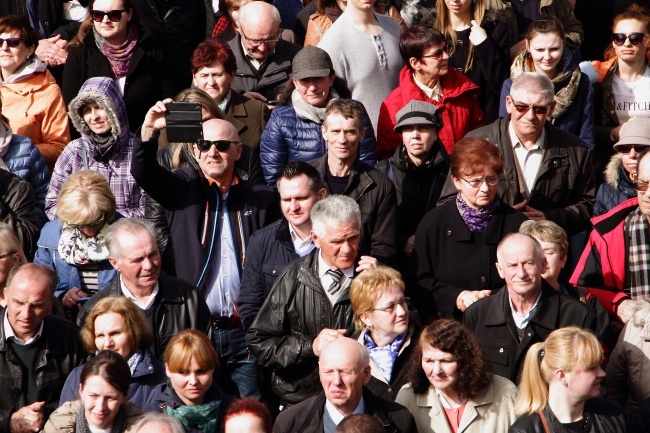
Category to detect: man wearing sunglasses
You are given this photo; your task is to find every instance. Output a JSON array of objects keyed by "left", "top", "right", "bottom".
[
  {"left": 571, "top": 118, "right": 650, "bottom": 325},
  {"left": 464, "top": 72, "right": 595, "bottom": 237},
  {"left": 133, "top": 107, "right": 281, "bottom": 399},
  {"left": 228, "top": 1, "right": 301, "bottom": 105}
]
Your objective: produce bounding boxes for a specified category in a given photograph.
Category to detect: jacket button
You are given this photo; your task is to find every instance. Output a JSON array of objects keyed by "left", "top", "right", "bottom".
[
  {"left": 446, "top": 230, "right": 452, "bottom": 236},
  {"left": 499, "top": 348, "right": 504, "bottom": 353},
  {"left": 272, "top": 269, "right": 276, "bottom": 274},
  {"left": 480, "top": 276, "right": 486, "bottom": 283}
]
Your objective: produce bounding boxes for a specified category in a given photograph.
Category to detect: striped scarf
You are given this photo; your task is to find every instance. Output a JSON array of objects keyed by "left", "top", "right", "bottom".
[{"left": 626, "top": 207, "right": 650, "bottom": 299}]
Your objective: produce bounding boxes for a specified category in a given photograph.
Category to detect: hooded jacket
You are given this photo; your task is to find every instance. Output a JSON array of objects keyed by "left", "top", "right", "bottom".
[
  {"left": 0, "top": 58, "right": 71, "bottom": 169},
  {"left": 595, "top": 154, "right": 637, "bottom": 217},
  {"left": 0, "top": 121, "right": 50, "bottom": 221},
  {"left": 45, "top": 77, "right": 145, "bottom": 220},
  {"left": 377, "top": 66, "right": 485, "bottom": 159}
]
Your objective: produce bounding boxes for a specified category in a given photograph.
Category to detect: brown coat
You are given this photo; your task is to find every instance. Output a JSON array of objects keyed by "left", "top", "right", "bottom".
[
  {"left": 42, "top": 400, "right": 142, "bottom": 433},
  {"left": 226, "top": 90, "right": 269, "bottom": 150}
]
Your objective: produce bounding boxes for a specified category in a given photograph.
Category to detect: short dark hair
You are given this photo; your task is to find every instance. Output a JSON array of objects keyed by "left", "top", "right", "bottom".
[
  {"left": 405, "top": 319, "right": 488, "bottom": 399},
  {"left": 277, "top": 161, "right": 324, "bottom": 193},
  {"left": 323, "top": 99, "right": 364, "bottom": 132},
  {"left": 400, "top": 25, "right": 446, "bottom": 72},
  {"left": 335, "top": 414, "right": 384, "bottom": 433},
  {"left": 191, "top": 39, "right": 238, "bottom": 75},
  {"left": 0, "top": 15, "right": 39, "bottom": 49},
  {"left": 80, "top": 350, "right": 131, "bottom": 396}
]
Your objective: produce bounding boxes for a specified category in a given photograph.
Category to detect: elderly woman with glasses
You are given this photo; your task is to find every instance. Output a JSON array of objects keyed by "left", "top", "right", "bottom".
[
  {"left": 408, "top": 137, "right": 527, "bottom": 321},
  {"left": 35, "top": 171, "right": 119, "bottom": 320},
  {"left": 377, "top": 25, "right": 485, "bottom": 159},
  {"left": 350, "top": 266, "right": 418, "bottom": 401},
  {"left": 63, "top": 0, "right": 164, "bottom": 133},
  {"left": 595, "top": 117, "right": 649, "bottom": 216}
]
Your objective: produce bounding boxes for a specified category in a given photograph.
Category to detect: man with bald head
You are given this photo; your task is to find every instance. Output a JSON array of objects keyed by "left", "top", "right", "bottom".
[
  {"left": 132, "top": 103, "right": 280, "bottom": 398},
  {"left": 228, "top": 1, "right": 301, "bottom": 104},
  {"left": 274, "top": 338, "right": 416, "bottom": 433},
  {"left": 463, "top": 233, "right": 597, "bottom": 384}
]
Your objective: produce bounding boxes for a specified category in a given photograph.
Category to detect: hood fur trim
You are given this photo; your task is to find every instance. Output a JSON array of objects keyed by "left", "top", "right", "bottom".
[{"left": 604, "top": 154, "right": 623, "bottom": 189}]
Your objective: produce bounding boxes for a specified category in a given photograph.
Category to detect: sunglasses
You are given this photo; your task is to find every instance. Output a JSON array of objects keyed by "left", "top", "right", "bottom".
[
  {"left": 91, "top": 9, "right": 126, "bottom": 22},
  {"left": 612, "top": 32, "right": 646, "bottom": 46},
  {"left": 635, "top": 180, "right": 650, "bottom": 192},
  {"left": 67, "top": 215, "right": 105, "bottom": 230},
  {"left": 421, "top": 44, "right": 449, "bottom": 61},
  {"left": 511, "top": 100, "right": 551, "bottom": 116},
  {"left": 0, "top": 37, "right": 22, "bottom": 48},
  {"left": 195, "top": 139, "right": 238, "bottom": 152},
  {"left": 617, "top": 144, "right": 649, "bottom": 154}
]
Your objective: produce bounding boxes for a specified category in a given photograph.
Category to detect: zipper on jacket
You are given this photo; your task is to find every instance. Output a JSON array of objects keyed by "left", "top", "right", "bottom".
[{"left": 196, "top": 190, "right": 220, "bottom": 288}]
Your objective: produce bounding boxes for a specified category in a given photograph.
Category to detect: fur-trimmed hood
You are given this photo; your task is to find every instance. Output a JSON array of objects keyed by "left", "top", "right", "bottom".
[
  {"left": 68, "top": 77, "right": 131, "bottom": 154},
  {"left": 631, "top": 298, "right": 650, "bottom": 332},
  {"left": 604, "top": 154, "right": 624, "bottom": 189}
]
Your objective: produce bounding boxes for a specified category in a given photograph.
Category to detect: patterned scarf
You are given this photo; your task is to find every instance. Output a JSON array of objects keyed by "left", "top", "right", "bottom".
[
  {"left": 364, "top": 330, "right": 407, "bottom": 382},
  {"left": 456, "top": 194, "right": 500, "bottom": 232},
  {"left": 127, "top": 349, "right": 144, "bottom": 375},
  {"left": 58, "top": 222, "right": 110, "bottom": 265},
  {"left": 626, "top": 207, "right": 650, "bottom": 299},
  {"left": 166, "top": 399, "right": 221, "bottom": 433},
  {"left": 75, "top": 403, "right": 126, "bottom": 433},
  {"left": 94, "top": 24, "right": 139, "bottom": 79}
]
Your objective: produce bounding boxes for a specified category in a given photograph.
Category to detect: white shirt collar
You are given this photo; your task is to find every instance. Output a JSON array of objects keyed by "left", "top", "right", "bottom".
[
  {"left": 120, "top": 276, "right": 159, "bottom": 310},
  {"left": 318, "top": 250, "right": 355, "bottom": 279},
  {"left": 3, "top": 311, "right": 44, "bottom": 345},
  {"left": 413, "top": 74, "right": 442, "bottom": 101},
  {"left": 508, "top": 121, "right": 546, "bottom": 151},
  {"left": 509, "top": 290, "right": 543, "bottom": 329},
  {"left": 288, "top": 223, "right": 315, "bottom": 257},
  {"left": 325, "top": 396, "right": 365, "bottom": 425}
]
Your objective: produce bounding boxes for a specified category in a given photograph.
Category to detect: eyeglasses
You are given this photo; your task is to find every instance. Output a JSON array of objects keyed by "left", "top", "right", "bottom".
[
  {"left": 0, "top": 251, "right": 17, "bottom": 260},
  {"left": 461, "top": 176, "right": 500, "bottom": 188},
  {"left": 612, "top": 32, "right": 647, "bottom": 46},
  {"left": 67, "top": 215, "right": 105, "bottom": 230},
  {"left": 195, "top": 139, "right": 238, "bottom": 152},
  {"left": 90, "top": 10, "right": 127, "bottom": 22},
  {"left": 617, "top": 144, "right": 649, "bottom": 154},
  {"left": 635, "top": 180, "right": 650, "bottom": 192},
  {"left": 0, "top": 37, "right": 22, "bottom": 48},
  {"left": 240, "top": 29, "right": 280, "bottom": 47},
  {"left": 511, "top": 99, "right": 551, "bottom": 116},
  {"left": 421, "top": 45, "right": 449, "bottom": 61},
  {"left": 372, "top": 297, "right": 409, "bottom": 314}
]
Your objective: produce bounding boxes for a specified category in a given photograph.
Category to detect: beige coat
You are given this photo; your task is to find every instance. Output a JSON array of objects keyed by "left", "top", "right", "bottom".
[
  {"left": 607, "top": 299, "right": 650, "bottom": 413},
  {"left": 42, "top": 400, "right": 143, "bottom": 433},
  {"left": 396, "top": 373, "right": 517, "bottom": 433}
]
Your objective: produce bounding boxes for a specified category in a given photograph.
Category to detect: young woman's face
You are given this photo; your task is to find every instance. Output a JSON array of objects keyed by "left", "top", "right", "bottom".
[
  {"left": 527, "top": 32, "right": 564, "bottom": 78},
  {"left": 80, "top": 375, "right": 127, "bottom": 430},
  {"left": 92, "top": 0, "right": 133, "bottom": 45},
  {"left": 94, "top": 312, "right": 133, "bottom": 359},
  {"left": 166, "top": 357, "right": 214, "bottom": 406},
  {"left": 443, "top": 0, "right": 472, "bottom": 16},
  {"left": 82, "top": 101, "right": 112, "bottom": 135},
  {"left": 564, "top": 365, "right": 605, "bottom": 402},
  {"left": 612, "top": 19, "right": 649, "bottom": 65}
]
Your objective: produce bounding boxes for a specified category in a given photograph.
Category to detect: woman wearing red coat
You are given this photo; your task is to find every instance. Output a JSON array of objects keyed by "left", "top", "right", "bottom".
[{"left": 377, "top": 25, "right": 485, "bottom": 159}]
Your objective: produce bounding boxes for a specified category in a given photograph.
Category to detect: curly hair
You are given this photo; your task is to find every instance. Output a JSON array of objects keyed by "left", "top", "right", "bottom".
[{"left": 405, "top": 319, "right": 488, "bottom": 399}]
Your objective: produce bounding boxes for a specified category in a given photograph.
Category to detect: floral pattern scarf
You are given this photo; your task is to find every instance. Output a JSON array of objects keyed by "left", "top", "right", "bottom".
[{"left": 58, "top": 222, "right": 110, "bottom": 265}]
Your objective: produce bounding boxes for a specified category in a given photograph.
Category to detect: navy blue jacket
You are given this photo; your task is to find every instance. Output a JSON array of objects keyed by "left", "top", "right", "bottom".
[
  {"left": 59, "top": 350, "right": 165, "bottom": 409},
  {"left": 239, "top": 219, "right": 299, "bottom": 329},
  {"left": 260, "top": 102, "right": 377, "bottom": 186},
  {"left": 594, "top": 154, "right": 637, "bottom": 217}
]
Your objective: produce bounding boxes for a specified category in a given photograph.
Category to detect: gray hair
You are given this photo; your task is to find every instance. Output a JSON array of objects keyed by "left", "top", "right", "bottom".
[
  {"left": 105, "top": 218, "right": 157, "bottom": 261},
  {"left": 132, "top": 413, "right": 184, "bottom": 433},
  {"left": 310, "top": 195, "right": 361, "bottom": 237},
  {"left": 510, "top": 72, "right": 554, "bottom": 105},
  {"left": 496, "top": 233, "right": 544, "bottom": 264},
  {"left": 237, "top": 1, "right": 281, "bottom": 27}
]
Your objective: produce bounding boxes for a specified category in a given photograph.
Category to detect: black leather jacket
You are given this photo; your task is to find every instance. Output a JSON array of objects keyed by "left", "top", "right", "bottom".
[
  {"left": 509, "top": 399, "right": 627, "bottom": 433},
  {"left": 77, "top": 272, "right": 212, "bottom": 360},
  {"left": 247, "top": 250, "right": 358, "bottom": 405},
  {"left": 0, "top": 312, "right": 86, "bottom": 433}
]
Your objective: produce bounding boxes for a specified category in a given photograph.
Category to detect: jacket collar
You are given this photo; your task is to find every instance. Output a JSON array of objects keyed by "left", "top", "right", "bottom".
[
  {"left": 447, "top": 200, "right": 512, "bottom": 244},
  {"left": 0, "top": 311, "right": 69, "bottom": 356},
  {"left": 591, "top": 197, "right": 639, "bottom": 235},
  {"left": 106, "top": 271, "right": 187, "bottom": 305},
  {"left": 357, "top": 324, "right": 415, "bottom": 385},
  {"left": 313, "top": 155, "right": 375, "bottom": 198},
  {"left": 397, "top": 66, "right": 480, "bottom": 106}
]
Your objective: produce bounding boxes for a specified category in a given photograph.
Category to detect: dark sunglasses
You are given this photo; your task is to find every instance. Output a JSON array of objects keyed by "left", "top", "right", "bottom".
[
  {"left": 67, "top": 215, "right": 105, "bottom": 230},
  {"left": 612, "top": 32, "right": 647, "bottom": 46},
  {"left": 91, "top": 9, "right": 127, "bottom": 22},
  {"left": 511, "top": 100, "right": 551, "bottom": 116},
  {"left": 617, "top": 144, "right": 649, "bottom": 154},
  {"left": 421, "top": 44, "right": 449, "bottom": 61},
  {"left": 195, "top": 139, "right": 238, "bottom": 152},
  {"left": 0, "top": 37, "right": 22, "bottom": 48}
]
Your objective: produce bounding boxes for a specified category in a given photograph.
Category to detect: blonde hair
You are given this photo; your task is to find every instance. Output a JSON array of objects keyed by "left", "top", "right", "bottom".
[
  {"left": 164, "top": 329, "right": 219, "bottom": 373},
  {"left": 519, "top": 220, "right": 569, "bottom": 259},
  {"left": 0, "top": 222, "right": 26, "bottom": 263},
  {"left": 56, "top": 171, "right": 117, "bottom": 225},
  {"left": 434, "top": 0, "right": 485, "bottom": 73},
  {"left": 350, "top": 266, "right": 405, "bottom": 330},
  {"left": 515, "top": 326, "right": 602, "bottom": 416}
]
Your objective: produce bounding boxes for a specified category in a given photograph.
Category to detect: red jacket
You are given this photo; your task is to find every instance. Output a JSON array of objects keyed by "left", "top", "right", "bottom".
[
  {"left": 570, "top": 197, "right": 638, "bottom": 316},
  {"left": 376, "top": 66, "right": 485, "bottom": 159}
]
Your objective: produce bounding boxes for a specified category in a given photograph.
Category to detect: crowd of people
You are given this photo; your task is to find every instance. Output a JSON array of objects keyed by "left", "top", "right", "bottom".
[{"left": 1, "top": 0, "right": 650, "bottom": 432}]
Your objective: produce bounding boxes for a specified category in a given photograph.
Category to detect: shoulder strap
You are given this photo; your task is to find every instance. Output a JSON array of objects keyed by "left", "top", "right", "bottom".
[{"left": 539, "top": 410, "right": 551, "bottom": 433}]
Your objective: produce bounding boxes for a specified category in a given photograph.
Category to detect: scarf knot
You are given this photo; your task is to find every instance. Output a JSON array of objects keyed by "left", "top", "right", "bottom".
[
  {"left": 58, "top": 222, "right": 110, "bottom": 265},
  {"left": 456, "top": 194, "right": 500, "bottom": 231}
]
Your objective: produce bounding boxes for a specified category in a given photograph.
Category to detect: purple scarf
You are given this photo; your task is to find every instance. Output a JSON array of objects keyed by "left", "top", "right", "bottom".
[
  {"left": 94, "top": 24, "right": 139, "bottom": 79},
  {"left": 456, "top": 193, "right": 500, "bottom": 232}
]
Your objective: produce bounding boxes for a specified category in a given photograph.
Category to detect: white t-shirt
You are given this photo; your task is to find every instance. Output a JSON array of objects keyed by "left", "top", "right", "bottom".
[{"left": 612, "top": 66, "right": 650, "bottom": 124}]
